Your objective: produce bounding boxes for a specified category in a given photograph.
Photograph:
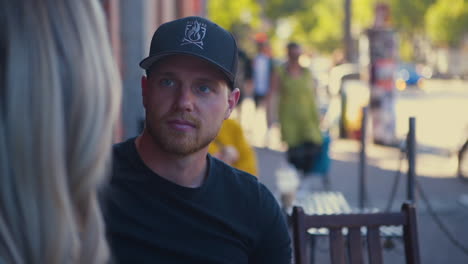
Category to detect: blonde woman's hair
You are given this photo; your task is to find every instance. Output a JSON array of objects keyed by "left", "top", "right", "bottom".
[{"left": 0, "top": 0, "right": 121, "bottom": 263}]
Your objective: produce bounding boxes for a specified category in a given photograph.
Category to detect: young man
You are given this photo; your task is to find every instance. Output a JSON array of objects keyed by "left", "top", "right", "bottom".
[{"left": 100, "top": 16, "right": 291, "bottom": 263}]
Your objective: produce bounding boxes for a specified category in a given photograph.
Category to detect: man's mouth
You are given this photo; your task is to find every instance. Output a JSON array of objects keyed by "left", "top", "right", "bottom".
[
  {"left": 166, "top": 118, "right": 199, "bottom": 131},
  {"left": 168, "top": 119, "right": 195, "bottom": 126}
]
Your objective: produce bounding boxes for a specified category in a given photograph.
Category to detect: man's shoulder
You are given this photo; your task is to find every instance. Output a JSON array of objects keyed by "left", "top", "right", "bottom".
[
  {"left": 112, "top": 137, "right": 136, "bottom": 160},
  {"left": 209, "top": 160, "right": 291, "bottom": 262},
  {"left": 210, "top": 156, "right": 274, "bottom": 201},
  {"left": 113, "top": 137, "right": 133, "bottom": 152},
  {"left": 110, "top": 137, "right": 143, "bottom": 180},
  {"left": 211, "top": 156, "right": 258, "bottom": 183}
]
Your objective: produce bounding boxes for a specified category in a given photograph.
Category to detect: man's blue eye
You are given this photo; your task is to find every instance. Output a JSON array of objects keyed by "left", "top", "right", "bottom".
[
  {"left": 160, "top": 79, "right": 175, "bottom": 87},
  {"left": 198, "top": 85, "right": 211, "bottom": 93}
]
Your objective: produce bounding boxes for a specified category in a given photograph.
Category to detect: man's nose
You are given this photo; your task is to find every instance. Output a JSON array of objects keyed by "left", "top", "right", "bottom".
[{"left": 174, "top": 86, "right": 195, "bottom": 112}]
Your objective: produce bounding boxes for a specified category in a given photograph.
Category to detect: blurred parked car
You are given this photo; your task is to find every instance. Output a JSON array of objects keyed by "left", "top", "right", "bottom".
[{"left": 395, "top": 63, "right": 432, "bottom": 91}]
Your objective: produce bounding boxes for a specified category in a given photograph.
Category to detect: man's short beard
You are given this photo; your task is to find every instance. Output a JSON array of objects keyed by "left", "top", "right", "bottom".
[{"left": 146, "top": 118, "right": 219, "bottom": 156}]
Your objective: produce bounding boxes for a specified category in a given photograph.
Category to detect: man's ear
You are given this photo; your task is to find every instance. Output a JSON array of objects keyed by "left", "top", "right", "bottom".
[
  {"left": 225, "top": 88, "right": 240, "bottom": 119},
  {"left": 141, "top": 75, "right": 148, "bottom": 109}
]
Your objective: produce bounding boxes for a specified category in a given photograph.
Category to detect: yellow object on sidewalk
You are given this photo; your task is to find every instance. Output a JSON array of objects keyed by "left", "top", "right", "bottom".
[{"left": 209, "top": 118, "right": 258, "bottom": 176}]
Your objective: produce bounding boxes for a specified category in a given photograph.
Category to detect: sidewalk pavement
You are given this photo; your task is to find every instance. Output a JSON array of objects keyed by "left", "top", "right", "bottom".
[{"left": 255, "top": 138, "right": 468, "bottom": 264}]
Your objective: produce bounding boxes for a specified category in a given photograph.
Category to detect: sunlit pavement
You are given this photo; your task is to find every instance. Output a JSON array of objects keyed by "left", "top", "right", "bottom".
[
  {"left": 395, "top": 79, "right": 468, "bottom": 152},
  {"left": 332, "top": 138, "right": 459, "bottom": 178}
]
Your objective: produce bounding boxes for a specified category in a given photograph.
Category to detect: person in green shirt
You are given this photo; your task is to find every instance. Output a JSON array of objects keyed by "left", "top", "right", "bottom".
[{"left": 268, "top": 42, "right": 323, "bottom": 173}]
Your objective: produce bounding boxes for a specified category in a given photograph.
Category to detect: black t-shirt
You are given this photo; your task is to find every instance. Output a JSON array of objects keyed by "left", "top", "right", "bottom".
[{"left": 100, "top": 138, "right": 291, "bottom": 264}]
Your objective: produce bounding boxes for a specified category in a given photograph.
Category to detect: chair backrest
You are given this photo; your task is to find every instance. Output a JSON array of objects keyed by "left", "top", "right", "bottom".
[{"left": 291, "top": 202, "right": 420, "bottom": 264}]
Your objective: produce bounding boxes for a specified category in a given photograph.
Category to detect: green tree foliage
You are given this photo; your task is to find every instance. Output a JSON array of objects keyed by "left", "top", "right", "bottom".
[
  {"left": 425, "top": 0, "right": 468, "bottom": 47},
  {"left": 388, "top": 0, "right": 435, "bottom": 61},
  {"left": 208, "top": 0, "right": 468, "bottom": 54},
  {"left": 264, "top": 0, "right": 309, "bottom": 20},
  {"left": 353, "top": 0, "right": 378, "bottom": 31},
  {"left": 207, "top": 0, "right": 261, "bottom": 31},
  {"left": 307, "top": 0, "right": 343, "bottom": 52},
  {"left": 265, "top": 0, "right": 343, "bottom": 53},
  {"left": 207, "top": 0, "right": 262, "bottom": 54},
  {"left": 263, "top": 0, "right": 377, "bottom": 53},
  {"left": 399, "top": 37, "right": 414, "bottom": 61},
  {"left": 390, "top": 0, "right": 436, "bottom": 33}
]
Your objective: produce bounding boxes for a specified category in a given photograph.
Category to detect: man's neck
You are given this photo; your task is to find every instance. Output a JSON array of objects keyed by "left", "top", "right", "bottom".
[{"left": 135, "top": 132, "right": 208, "bottom": 188}]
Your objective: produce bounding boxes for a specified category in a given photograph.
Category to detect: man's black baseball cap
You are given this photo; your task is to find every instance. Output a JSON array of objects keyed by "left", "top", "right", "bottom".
[{"left": 140, "top": 16, "right": 238, "bottom": 89}]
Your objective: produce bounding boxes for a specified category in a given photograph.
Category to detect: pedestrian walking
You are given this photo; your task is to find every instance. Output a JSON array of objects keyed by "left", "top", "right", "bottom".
[
  {"left": 253, "top": 40, "right": 274, "bottom": 107},
  {"left": 268, "top": 42, "right": 323, "bottom": 174}
]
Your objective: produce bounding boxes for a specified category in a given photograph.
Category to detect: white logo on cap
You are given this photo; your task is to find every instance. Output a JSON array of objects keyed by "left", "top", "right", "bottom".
[{"left": 181, "top": 20, "right": 206, "bottom": 49}]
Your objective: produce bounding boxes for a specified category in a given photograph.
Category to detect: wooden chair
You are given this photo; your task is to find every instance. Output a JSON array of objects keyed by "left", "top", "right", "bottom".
[{"left": 291, "top": 202, "right": 420, "bottom": 264}]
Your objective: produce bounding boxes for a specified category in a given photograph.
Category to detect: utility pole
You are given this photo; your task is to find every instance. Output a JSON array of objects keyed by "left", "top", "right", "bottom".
[{"left": 344, "top": 0, "right": 352, "bottom": 62}]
